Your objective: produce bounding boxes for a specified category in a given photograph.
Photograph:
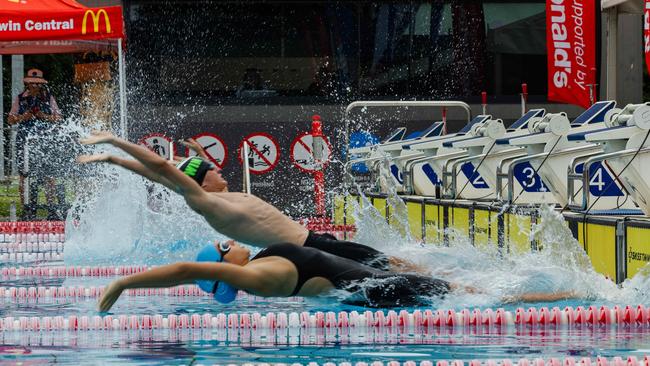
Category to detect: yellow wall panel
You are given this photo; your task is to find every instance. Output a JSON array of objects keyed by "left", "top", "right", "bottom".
[
  {"left": 584, "top": 223, "right": 616, "bottom": 280},
  {"left": 490, "top": 211, "right": 499, "bottom": 244},
  {"left": 626, "top": 226, "right": 650, "bottom": 279},
  {"left": 424, "top": 203, "right": 441, "bottom": 244},
  {"left": 406, "top": 201, "right": 423, "bottom": 241},
  {"left": 507, "top": 213, "right": 531, "bottom": 254},
  {"left": 473, "top": 209, "right": 492, "bottom": 249},
  {"left": 451, "top": 207, "right": 470, "bottom": 237},
  {"left": 373, "top": 198, "right": 387, "bottom": 218},
  {"left": 333, "top": 195, "right": 345, "bottom": 225},
  {"left": 343, "top": 195, "right": 359, "bottom": 225}
]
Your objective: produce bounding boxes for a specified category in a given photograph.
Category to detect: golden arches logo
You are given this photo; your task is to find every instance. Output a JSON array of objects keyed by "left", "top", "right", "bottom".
[{"left": 82, "top": 9, "right": 111, "bottom": 34}]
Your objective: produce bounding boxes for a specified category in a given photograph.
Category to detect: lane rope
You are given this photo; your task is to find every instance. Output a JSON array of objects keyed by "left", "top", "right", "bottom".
[{"left": 1, "top": 305, "right": 650, "bottom": 331}]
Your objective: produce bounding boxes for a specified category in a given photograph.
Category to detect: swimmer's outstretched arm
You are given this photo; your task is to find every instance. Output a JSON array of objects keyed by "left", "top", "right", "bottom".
[
  {"left": 98, "top": 262, "right": 267, "bottom": 312},
  {"left": 79, "top": 131, "right": 244, "bottom": 221},
  {"left": 79, "top": 131, "right": 199, "bottom": 194},
  {"left": 77, "top": 153, "right": 176, "bottom": 190}
]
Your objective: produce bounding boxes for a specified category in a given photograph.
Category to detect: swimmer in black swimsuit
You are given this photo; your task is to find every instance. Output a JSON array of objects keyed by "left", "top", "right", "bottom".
[{"left": 98, "top": 241, "right": 577, "bottom": 311}]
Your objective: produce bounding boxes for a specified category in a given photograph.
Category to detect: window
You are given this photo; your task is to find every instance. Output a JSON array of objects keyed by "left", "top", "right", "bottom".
[{"left": 126, "top": 1, "right": 546, "bottom": 105}]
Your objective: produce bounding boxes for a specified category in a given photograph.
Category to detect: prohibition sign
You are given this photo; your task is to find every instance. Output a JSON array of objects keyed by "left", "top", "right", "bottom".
[
  {"left": 237, "top": 132, "right": 280, "bottom": 175},
  {"left": 138, "top": 133, "right": 176, "bottom": 159},
  {"left": 290, "top": 132, "right": 332, "bottom": 173},
  {"left": 185, "top": 132, "right": 228, "bottom": 169}
]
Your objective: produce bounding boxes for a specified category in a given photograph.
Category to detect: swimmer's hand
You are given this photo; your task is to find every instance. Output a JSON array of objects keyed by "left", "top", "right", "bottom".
[
  {"left": 179, "top": 138, "right": 202, "bottom": 152},
  {"left": 98, "top": 280, "right": 125, "bottom": 312},
  {"left": 76, "top": 154, "right": 110, "bottom": 164},
  {"left": 80, "top": 130, "right": 115, "bottom": 145}
]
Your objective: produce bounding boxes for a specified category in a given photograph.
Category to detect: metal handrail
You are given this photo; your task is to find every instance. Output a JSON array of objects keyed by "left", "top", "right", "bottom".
[
  {"left": 504, "top": 152, "right": 550, "bottom": 202},
  {"left": 402, "top": 151, "right": 466, "bottom": 195},
  {"left": 446, "top": 155, "right": 483, "bottom": 199},
  {"left": 577, "top": 148, "right": 650, "bottom": 211},
  {"left": 566, "top": 151, "right": 608, "bottom": 210},
  {"left": 343, "top": 101, "right": 472, "bottom": 170}
]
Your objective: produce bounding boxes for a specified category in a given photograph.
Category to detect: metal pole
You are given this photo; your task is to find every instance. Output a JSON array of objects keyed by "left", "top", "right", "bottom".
[
  {"left": 605, "top": 7, "right": 617, "bottom": 101},
  {"left": 342, "top": 100, "right": 472, "bottom": 167},
  {"left": 10, "top": 55, "right": 23, "bottom": 176},
  {"left": 118, "top": 39, "right": 128, "bottom": 139},
  {"left": 242, "top": 141, "right": 251, "bottom": 194}
]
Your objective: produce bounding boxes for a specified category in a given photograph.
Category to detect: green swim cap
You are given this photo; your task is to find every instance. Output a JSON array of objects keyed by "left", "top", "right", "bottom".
[{"left": 176, "top": 157, "right": 214, "bottom": 185}]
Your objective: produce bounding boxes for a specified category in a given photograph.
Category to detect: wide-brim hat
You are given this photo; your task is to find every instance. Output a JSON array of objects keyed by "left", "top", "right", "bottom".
[{"left": 23, "top": 68, "right": 47, "bottom": 84}]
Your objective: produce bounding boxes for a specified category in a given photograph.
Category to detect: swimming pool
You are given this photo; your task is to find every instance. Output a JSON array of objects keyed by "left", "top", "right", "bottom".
[
  {"left": 1, "top": 263, "right": 649, "bottom": 364},
  {"left": 3, "top": 202, "right": 650, "bottom": 366}
]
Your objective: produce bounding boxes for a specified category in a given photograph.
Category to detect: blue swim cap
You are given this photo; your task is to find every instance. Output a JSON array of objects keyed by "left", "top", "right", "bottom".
[{"left": 195, "top": 244, "right": 238, "bottom": 304}]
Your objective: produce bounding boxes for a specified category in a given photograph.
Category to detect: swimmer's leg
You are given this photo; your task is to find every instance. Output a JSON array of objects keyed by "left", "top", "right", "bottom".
[{"left": 502, "top": 291, "right": 578, "bottom": 304}]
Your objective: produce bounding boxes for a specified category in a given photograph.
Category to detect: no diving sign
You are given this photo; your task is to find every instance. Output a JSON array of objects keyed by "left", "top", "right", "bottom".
[
  {"left": 186, "top": 133, "right": 228, "bottom": 169},
  {"left": 290, "top": 132, "right": 331, "bottom": 172},
  {"left": 238, "top": 132, "right": 280, "bottom": 175}
]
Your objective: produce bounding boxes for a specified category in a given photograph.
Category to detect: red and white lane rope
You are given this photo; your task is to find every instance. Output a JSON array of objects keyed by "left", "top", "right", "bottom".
[
  {"left": 0, "top": 285, "right": 302, "bottom": 303},
  {"left": 2, "top": 305, "right": 650, "bottom": 331},
  {"left": 192, "top": 358, "right": 649, "bottom": 366},
  {"left": 1, "top": 265, "right": 148, "bottom": 277},
  {"left": 0, "top": 242, "right": 64, "bottom": 253},
  {"left": 0, "top": 285, "right": 206, "bottom": 298},
  {"left": 0, "top": 252, "right": 63, "bottom": 262}
]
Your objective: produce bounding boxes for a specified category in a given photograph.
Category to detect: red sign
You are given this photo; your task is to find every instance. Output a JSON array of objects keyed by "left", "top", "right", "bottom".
[
  {"left": 645, "top": 1, "right": 650, "bottom": 76},
  {"left": 547, "top": 0, "right": 596, "bottom": 108},
  {"left": 186, "top": 133, "right": 228, "bottom": 169},
  {"left": 290, "top": 132, "right": 332, "bottom": 173},
  {"left": 237, "top": 132, "right": 280, "bottom": 175},
  {"left": 138, "top": 133, "right": 175, "bottom": 159},
  {"left": 0, "top": 6, "right": 124, "bottom": 42}
]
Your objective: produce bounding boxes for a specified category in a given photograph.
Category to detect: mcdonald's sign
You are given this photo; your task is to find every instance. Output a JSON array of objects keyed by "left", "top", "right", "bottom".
[{"left": 81, "top": 9, "right": 111, "bottom": 35}]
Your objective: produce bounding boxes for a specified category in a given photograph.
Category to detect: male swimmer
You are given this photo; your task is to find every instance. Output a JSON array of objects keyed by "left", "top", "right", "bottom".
[
  {"left": 98, "top": 240, "right": 576, "bottom": 311},
  {"left": 77, "top": 131, "right": 424, "bottom": 273}
]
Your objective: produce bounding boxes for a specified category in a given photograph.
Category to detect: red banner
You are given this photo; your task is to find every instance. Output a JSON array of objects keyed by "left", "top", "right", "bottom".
[
  {"left": 645, "top": 0, "right": 650, "bottom": 77},
  {"left": 0, "top": 6, "right": 123, "bottom": 42},
  {"left": 547, "top": 0, "right": 597, "bottom": 108}
]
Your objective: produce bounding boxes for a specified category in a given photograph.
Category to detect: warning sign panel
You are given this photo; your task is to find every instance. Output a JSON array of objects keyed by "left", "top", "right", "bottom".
[
  {"left": 139, "top": 133, "right": 175, "bottom": 159},
  {"left": 290, "top": 132, "right": 332, "bottom": 173},
  {"left": 186, "top": 133, "right": 228, "bottom": 169},
  {"left": 238, "top": 132, "right": 280, "bottom": 175}
]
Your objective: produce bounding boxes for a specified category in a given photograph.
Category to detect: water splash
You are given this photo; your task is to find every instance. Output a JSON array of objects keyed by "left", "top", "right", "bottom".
[
  {"left": 340, "top": 177, "right": 650, "bottom": 307},
  {"left": 62, "top": 127, "right": 223, "bottom": 265}
]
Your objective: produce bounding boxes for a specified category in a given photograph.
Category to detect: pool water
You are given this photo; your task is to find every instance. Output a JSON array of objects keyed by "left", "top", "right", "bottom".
[{"left": 1, "top": 268, "right": 649, "bottom": 365}]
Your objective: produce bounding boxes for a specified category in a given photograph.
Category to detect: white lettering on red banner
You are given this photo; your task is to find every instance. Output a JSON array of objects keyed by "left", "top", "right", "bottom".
[{"left": 547, "top": 0, "right": 596, "bottom": 108}]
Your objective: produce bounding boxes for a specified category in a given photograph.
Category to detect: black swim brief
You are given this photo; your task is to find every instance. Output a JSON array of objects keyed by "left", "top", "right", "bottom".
[{"left": 303, "top": 231, "right": 390, "bottom": 271}]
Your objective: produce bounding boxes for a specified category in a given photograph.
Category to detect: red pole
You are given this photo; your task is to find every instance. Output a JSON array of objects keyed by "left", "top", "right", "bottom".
[
  {"left": 521, "top": 83, "right": 528, "bottom": 116},
  {"left": 311, "top": 115, "right": 325, "bottom": 217}
]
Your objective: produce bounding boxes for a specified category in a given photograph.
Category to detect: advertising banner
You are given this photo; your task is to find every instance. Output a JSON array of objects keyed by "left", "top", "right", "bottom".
[
  {"left": 547, "top": 0, "right": 596, "bottom": 108},
  {"left": 0, "top": 5, "right": 123, "bottom": 41},
  {"left": 645, "top": 0, "right": 650, "bottom": 76}
]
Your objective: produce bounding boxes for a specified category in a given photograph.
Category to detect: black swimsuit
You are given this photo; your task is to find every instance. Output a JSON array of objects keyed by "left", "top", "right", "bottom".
[
  {"left": 251, "top": 243, "right": 450, "bottom": 308},
  {"left": 303, "top": 231, "right": 391, "bottom": 271}
]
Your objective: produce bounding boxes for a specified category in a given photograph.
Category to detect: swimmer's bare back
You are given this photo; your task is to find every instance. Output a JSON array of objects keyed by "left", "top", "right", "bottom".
[
  {"left": 78, "top": 131, "right": 309, "bottom": 249},
  {"left": 189, "top": 191, "right": 309, "bottom": 247}
]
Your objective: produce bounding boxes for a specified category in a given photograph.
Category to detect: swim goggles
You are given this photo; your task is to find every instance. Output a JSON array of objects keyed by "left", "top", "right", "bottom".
[{"left": 217, "top": 241, "right": 231, "bottom": 255}]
